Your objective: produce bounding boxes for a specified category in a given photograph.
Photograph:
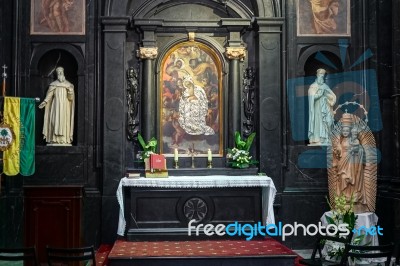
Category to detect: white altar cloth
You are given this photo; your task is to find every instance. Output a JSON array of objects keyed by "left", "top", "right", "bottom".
[{"left": 116, "top": 175, "right": 277, "bottom": 236}]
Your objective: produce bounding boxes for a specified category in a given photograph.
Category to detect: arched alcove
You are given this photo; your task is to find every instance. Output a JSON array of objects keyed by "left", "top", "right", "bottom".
[
  {"left": 103, "top": 0, "right": 279, "bottom": 19},
  {"left": 303, "top": 51, "right": 343, "bottom": 78},
  {"left": 31, "top": 48, "right": 82, "bottom": 146}
]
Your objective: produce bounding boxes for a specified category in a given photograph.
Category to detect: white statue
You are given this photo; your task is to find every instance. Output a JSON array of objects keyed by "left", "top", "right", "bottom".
[
  {"left": 328, "top": 113, "right": 377, "bottom": 213},
  {"left": 308, "top": 68, "right": 336, "bottom": 145},
  {"left": 39, "top": 66, "right": 75, "bottom": 145}
]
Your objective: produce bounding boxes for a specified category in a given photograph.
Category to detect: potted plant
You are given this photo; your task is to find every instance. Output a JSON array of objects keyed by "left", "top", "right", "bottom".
[
  {"left": 324, "top": 194, "right": 366, "bottom": 262},
  {"left": 226, "top": 131, "right": 258, "bottom": 168}
]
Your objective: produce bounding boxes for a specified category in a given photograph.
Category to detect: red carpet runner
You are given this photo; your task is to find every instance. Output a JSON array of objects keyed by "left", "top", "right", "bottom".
[{"left": 107, "top": 238, "right": 302, "bottom": 265}]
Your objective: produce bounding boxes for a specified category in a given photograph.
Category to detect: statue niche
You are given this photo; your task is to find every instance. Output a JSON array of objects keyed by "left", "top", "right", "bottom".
[{"left": 327, "top": 113, "right": 377, "bottom": 213}]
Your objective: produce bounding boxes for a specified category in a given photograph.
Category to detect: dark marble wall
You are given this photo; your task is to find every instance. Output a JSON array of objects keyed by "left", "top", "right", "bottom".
[{"left": 0, "top": 0, "right": 399, "bottom": 250}]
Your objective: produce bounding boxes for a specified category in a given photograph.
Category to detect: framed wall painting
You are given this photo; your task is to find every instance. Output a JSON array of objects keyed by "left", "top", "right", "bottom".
[
  {"left": 297, "top": 0, "right": 350, "bottom": 36},
  {"left": 30, "top": 0, "right": 85, "bottom": 35},
  {"left": 160, "top": 41, "right": 223, "bottom": 157}
]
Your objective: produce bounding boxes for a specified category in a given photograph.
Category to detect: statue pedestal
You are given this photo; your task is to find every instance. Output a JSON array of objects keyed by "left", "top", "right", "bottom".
[{"left": 47, "top": 143, "right": 72, "bottom": 146}]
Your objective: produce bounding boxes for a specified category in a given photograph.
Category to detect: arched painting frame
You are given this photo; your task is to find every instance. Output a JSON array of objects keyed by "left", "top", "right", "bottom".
[{"left": 160, "top": 41, "right": 223, "bottom": 157}]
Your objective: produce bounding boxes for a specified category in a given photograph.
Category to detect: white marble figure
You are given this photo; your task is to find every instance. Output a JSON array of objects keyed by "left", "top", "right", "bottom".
[
  {"left": 308, "top": 68, "right": 336, "bottom": 145},
  {"left": 39, "top": 66, "right": 75, "bottom": 145}
]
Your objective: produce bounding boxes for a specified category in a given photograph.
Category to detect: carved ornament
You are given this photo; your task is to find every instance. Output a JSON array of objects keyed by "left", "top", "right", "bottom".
[
  {"left": 242, "top": 67, "right": 256, "bottom": 136},
  {"left": 188, "top": 32, "right": 195, "bottom": 41},
  {"left": 137, "top": 47, "right": 158, "bottom": 59},
  {"left": 126, "top": 66, "right": 140, "bottom": 140},
  {"left": 225, "top": 47, "right": 246, "bottom": 60}
]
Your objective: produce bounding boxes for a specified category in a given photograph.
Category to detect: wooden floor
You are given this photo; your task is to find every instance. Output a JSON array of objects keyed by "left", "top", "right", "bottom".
[{"left": 108, "top": 239, "right": 298, "bottom": 266}]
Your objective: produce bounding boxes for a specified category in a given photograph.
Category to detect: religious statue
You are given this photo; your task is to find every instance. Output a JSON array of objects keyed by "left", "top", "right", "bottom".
[
  {"left": 309, "top": 0, "right": 340, "bottom": 34},
  {"left": 126, "top": 66, "right": 140, "bottom": 140},
  {"left": 328, "top": 113, "right": 377, "bottom": 213},
  {"left": 308, "top": 68, "right": 336, "bottom": 145},
  {"left": 39, "top": 66, "right": 75, "bottom": 145}
]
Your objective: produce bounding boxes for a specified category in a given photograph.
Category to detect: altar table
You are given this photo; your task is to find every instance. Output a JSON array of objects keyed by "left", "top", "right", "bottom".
[{"left": 116, "top": 175, "right": 277, "bottom": 237}]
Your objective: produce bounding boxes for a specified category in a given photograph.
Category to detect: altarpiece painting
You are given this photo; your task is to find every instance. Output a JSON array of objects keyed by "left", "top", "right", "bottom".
[{"left": 160, "top": 42, "right": 223, "bottom": 157}]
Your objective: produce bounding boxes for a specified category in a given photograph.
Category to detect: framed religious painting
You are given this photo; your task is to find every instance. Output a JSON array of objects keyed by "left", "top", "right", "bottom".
[
  {"left": 160, "top": 41, "right": 223, "bottom": 157},
  {"left": 297, "top": 0, "right": 350, "bottom": 36},
  {"left": 30, "top": 0, "right": 86, "bottom": 35}
]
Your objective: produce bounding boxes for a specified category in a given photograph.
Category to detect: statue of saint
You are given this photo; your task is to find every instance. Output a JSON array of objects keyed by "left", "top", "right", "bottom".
[
  {"left": 309, "top": 0, "right": 340, "bottom": 34},
  {"left": 39, "top": 66, "right": 75, "bottom": 145},
  {"left": 308, "top": 68, "right": 336, "bottom": 145},
  {"left": 328, "top": 113, "right": 377, "bottom": 213}
]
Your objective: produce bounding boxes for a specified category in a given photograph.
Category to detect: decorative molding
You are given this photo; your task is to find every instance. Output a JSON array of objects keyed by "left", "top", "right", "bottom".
[
  {"left": 243, "top": 67, "right": 256, "bottom": 137},
  {"left": 126, "top": 65, "right": 140, "bottom": 140},
  {"left": 224, "top": 46, "right": 246, "bottom": 60},
  {"left": 183, "top": 197, "right": 208, "bottom": 222},
  {"left": 136, "top": 47, "right": 158, "bottom": 59}
]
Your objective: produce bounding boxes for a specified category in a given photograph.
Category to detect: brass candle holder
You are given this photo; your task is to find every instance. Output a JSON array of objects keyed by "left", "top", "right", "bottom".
[
  {"left": 173, "top": 159, "right": 179, "bottom": 169},
  {"left": 207, "top": 160, "right": 213, "bottom": 168}
]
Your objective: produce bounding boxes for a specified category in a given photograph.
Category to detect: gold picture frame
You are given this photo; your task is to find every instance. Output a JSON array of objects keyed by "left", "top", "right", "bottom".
[
  {"left": 159, "top": 41, "right": 223, "bottom": 157},
  {"left": 297, "top": 0, "right": 350, "bottom": 36},
  {"left": 30, "top": 0, "right": 86, "bottom": 35}
]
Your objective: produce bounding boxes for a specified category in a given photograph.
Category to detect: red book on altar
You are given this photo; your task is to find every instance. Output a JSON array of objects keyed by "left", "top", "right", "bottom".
[{"left": 150, "top": 154, "right": 166, "bottom": 171}]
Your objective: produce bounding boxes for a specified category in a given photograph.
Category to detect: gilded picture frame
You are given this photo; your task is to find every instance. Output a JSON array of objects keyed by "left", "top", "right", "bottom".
[
  {"left": 160, "top": 41, "right": 223, "bottom": 157},
  {"left": 30, "top": 0, "right": 85, "bottom": 35},
  {"left": 297, "top": 0, "right": 350, "bottom": 36}
]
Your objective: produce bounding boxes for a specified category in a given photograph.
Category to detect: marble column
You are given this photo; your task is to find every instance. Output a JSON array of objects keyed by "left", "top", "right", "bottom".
[
  {"left": 138, "top": 47, "right": 158, "bottom": 144},
  {"left": 101, "top": 17, "right": 129, "bottom": 243},
  {"left": 255, "top": 18, "right": 284, "bottom": 184},
  {"left": 225, "top": 46, "right": 246, "bottom": 148}
]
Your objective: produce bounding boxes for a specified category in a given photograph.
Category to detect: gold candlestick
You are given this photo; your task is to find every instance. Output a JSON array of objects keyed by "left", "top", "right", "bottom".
[
  {"left": 187, "top": 143, "right": 198, "bottom": 169},
  {"left": 207, "top": 160, "right": 212, "bottom": 168},
  {"left": 174, "top": 159, "right": 179, "bottom": 169}
]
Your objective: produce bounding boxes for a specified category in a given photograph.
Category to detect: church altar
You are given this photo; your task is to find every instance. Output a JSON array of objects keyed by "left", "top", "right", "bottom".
[{"left": 116, "top": 175, "right": 276, "bottom": 239}]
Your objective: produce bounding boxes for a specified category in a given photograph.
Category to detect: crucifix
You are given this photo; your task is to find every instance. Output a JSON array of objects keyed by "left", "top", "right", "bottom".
[
  {"left": 187, "top": 143, "right": 198, "bottom": 168},
  {"left": 2, "top": 65, "right": 8, "bottom": 97}
]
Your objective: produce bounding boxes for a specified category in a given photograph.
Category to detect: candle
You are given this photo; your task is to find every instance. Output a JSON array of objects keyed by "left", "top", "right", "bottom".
[
  {"left": 207, "top": 149, "right": 212, "bottom": 162},
  {"left": 174, "top": 148, "right": 179, "bottom": 161}
]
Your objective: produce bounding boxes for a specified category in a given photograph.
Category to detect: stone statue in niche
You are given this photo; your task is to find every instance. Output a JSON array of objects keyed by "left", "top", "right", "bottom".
[
  {"left": 39, "top": 66, "right": 75, "bottom": 145},
  {"left": 308, "top": 68, "right": 336, "bottom": 146},
  {"left": 328, "top": 113, "right": 377, "bottom": 213}
]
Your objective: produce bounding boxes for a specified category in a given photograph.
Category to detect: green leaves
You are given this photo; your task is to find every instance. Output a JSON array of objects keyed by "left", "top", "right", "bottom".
[
  {"left": 234, "top": 131, "right": 256, "bottom": 151},
  {"left": 137, "top": 133, "right": 157, "bottom": 159},
  {"left": 228, "top": 132, "right": 258, "bottom": 168}
]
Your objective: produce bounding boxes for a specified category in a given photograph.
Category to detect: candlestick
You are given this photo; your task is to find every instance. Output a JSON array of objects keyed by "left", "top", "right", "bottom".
[
  {"left": 174, "top": 148, "right": 179, "bottom": 161},
  {"left": 173, "top": 160, "right": 179, "bottom": 169},
  {"left": 207, "top": 149, "right": 212, "bottom": 162},
  {"left": 207, "top": 160, "right": 212, "bottom": 169}
]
